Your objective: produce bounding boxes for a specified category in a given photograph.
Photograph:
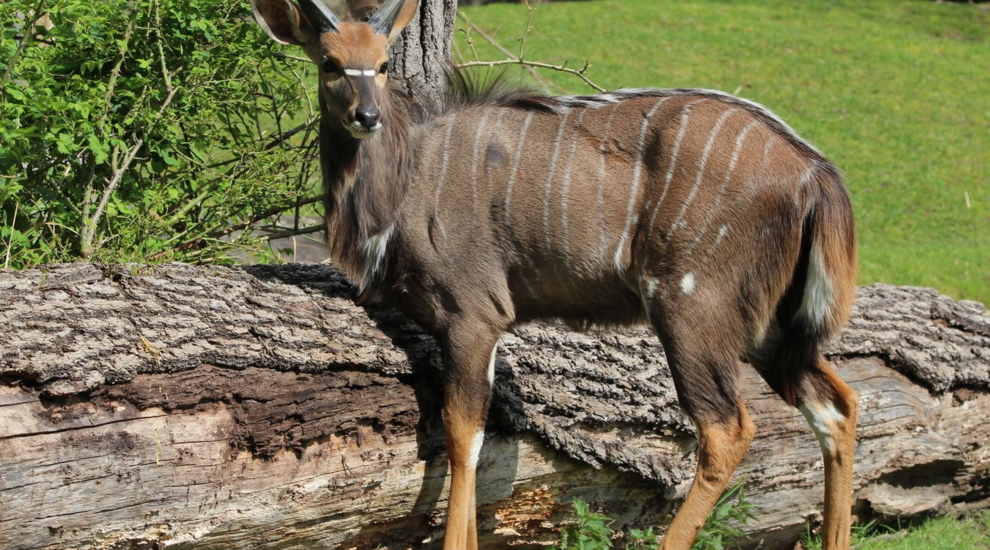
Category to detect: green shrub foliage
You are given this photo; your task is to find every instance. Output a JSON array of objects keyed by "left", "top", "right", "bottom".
[
  {"left": 1, "top": 0, "right": 319, "bottom": 267},
  {"left": 555, "top": 485, "right": 753, "bottom": 550}
]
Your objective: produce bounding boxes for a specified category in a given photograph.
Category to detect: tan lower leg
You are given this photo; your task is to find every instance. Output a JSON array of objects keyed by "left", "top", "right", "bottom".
[
  {"left": 443, "top": 420, "right": 485, "bottom": 550},
  {"left": 806, "top": 368, "right": 858, "bottom": 550},
  {"left": 443, "top": 464, "right": 473, "bottom": 550},
  {"left": 466, "top": 482, "right": 479, "bottom": 550},
  {"left": 660, "top": 404, "right": 756, "bottom": 550},
  {"left": 444, "top": 463, "right": 477, "bottom": 550}
]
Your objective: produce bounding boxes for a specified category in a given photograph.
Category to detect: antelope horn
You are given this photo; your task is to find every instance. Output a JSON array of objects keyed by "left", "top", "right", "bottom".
[
  {"left": 368, "top": 0, "right": 408, "bottom": 36},
  {"left": 298, "top": 0, "right": 341, "bottom": 33}
]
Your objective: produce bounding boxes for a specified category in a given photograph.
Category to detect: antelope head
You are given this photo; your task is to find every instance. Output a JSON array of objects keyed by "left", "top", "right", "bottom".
[{"left": 251, "top": 0, "right": 417, "bottom": 138}]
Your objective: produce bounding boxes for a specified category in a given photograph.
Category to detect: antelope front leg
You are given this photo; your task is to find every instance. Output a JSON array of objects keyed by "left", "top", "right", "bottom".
[
  {"left": 660, "top": 400, "right": 755, "bottom": 550},
  {"left": 440, "top": 319, "right": 501, "bottom": 550}
]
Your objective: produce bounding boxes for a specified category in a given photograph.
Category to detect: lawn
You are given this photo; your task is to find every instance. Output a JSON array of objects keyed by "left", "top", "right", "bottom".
[
  {"left": 458, "top": 0, "right": 990, "bottom": 306},
  {"left": 805, "top": 511, "right": 990, "bottom": 549}
]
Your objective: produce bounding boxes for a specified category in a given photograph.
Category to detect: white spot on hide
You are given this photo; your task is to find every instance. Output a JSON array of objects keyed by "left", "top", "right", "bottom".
[
  {"left": 645, "top": 277, "right": 660, "bottom": 299},
  {"left": 680, "top": 272, "right": 696, "bottom": 295},
  {"left": 359, "top": 225, "right": 393, "bottom": 292},
  {"left": 799, "top": 402, "right": 844, "bottom": 453}
]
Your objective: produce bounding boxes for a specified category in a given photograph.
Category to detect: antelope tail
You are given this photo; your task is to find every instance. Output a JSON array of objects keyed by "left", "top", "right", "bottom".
[{"left": 770, "top": 161, "right": 857, "bottom": 406}]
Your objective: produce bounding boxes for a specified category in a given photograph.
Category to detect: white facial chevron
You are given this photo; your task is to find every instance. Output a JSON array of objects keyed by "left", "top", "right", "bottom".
[{"left": 343, "top": 68, "right": 377, "bottom": 77}]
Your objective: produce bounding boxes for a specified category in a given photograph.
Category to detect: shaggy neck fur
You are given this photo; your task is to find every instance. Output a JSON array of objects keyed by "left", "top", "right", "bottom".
[{"left": 319, "top": 84, "right": 413, "bottom": 301}]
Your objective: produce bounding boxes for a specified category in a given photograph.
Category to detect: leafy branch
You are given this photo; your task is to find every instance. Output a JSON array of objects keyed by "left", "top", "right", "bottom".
[{"left": 1, "top": 0, "right": 321, "bottom": 267}]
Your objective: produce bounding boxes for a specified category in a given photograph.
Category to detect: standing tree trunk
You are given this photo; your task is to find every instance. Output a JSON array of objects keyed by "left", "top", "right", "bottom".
[
  {"left": 1, "top": 263, "right": 988, "bottom": 550},
  {"left": 389, "top": 0, "right": 457, "bottom": 107}
]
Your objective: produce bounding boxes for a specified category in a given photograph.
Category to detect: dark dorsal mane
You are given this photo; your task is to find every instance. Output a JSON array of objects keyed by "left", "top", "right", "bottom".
[
  {"left": 434, "top": 68, "right": 563, "bottom": 117},
  {"left": 428, "top": 71, "right": 832, "bottom": 176}
]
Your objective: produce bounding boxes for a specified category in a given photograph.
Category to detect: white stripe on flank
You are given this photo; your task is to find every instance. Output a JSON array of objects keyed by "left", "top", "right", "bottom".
[
  {"left": 470, "top": 111, "right": 492, "bottom": 217},
  {"left": 485, "top": 109, "right": 508, "bottom": 196},
  {"left": 343, "top": 68, "right": 377, "bottom": 77},
  {"left": 685, "top": 120, "right": 757, "bottom": 257},
  {"left": 645, "top": 99, "right": 704, "bottom": 243},
  {"left": 487, "top": 347, "right": 497, "bottom": 385},
  {"left": 795, "top": 246, "right": 835, "bottom": 331},
  {"left": 596, "top": 104, "right": 621, "bottom": 266},
  {"left": 504, "top": 112, "right": 535, "bottom": 222},
  {"left": 543, "top": 111, "right": 572, "bottom": 252},
  {"left": 559, "top": 108, "right": 589, "bottom": 264},
  {"left": 760, "top": 137, "right": 775, "bottom": 177},
  {"left": 613, "top": 97, "right": 670, "bottom": 272},
  {"left": 433, "top": 113, "right": 459, "bottom": 251},
  {"left": 716, "top": 224, "right": 730, "bottom": 243},
  {"left": 359, "top": 225, "right": 393, "bottom": 293},
  {"left": 666, "top": 108, "right": 740, "bottom": 239}
]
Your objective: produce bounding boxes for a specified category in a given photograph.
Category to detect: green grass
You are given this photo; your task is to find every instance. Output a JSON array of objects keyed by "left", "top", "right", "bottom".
[
  {"left": 458, "top": 0, "right": 990, "bottom": 306},
  {"left": 803, "top": 511, "right": 990, "bottom": 549}
]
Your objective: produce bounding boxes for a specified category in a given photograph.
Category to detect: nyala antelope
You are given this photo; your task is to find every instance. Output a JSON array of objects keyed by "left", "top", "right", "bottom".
[{"left": 251, "top": 0, "right": 858, "bottom": 548}]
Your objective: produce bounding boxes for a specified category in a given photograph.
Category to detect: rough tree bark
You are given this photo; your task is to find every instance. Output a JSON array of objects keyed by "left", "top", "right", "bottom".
[
  {"left": 1, "top": 263, "right": 988, "bottom": 550},
  {"left": 388, "top": 0, "right": 457, "bottom": 107}
]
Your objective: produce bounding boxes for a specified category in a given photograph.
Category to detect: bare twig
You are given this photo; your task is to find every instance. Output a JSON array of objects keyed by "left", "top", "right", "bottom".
[
  {"left": 457, "top": 18, "right": 481, "bottom": 62},
  {"left": 261, "top": 225, "right": 324, "bottom": 240},
  {"left": 153, "top": 0, "right": 172, "bottom": 92},
  {"left": 100, "top": 8, "right": 139, "bottom": 125},
  {"left": 518, "top": 0, "right": 536, "bottom": 61},
  {"left": 457, "top": 10, "right": 550, "bottom": 89},
  {"left": 146, "top": 195, "right": 321, "bottom": 261},
  {"left": 458, "top": 58, "right": 605, "bottom": 93},
  {"left": 455, "top": 9, "right": 605, "bottom": 93},
  {"left": 274, "top": 52, "right": 314, "bottom": 64},
  {"left": 81, "top": 7, "right": 139, "bottom": 251},
  {"left": 264, "top": 116, "right": 320, "bottom": 150},
  {"left": 4, "top": 202, "right": 18, "bottom": 269}
]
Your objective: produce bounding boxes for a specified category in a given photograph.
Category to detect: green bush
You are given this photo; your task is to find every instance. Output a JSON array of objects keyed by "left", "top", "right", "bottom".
[
  {"left": 555, "top": 484, "right": 753, "bottom": 550},
  {"left": 1, "top": 0, "right": 319, "bottom": 267}
]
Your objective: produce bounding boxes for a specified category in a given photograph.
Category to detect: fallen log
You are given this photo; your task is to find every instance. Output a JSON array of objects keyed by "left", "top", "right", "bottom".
[{"left": 1, "top": 262, "right": 988, "bottom": 549}]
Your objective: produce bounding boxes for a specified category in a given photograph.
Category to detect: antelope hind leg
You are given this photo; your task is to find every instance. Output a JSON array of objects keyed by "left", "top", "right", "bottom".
[{"left": 798, "top": 358, "right": 858, "bottom": 550}]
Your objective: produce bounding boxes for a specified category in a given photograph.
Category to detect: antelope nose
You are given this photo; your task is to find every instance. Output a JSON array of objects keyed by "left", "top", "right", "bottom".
[{"left": 355, "top": 108, "right": 381, "bottom": 130}]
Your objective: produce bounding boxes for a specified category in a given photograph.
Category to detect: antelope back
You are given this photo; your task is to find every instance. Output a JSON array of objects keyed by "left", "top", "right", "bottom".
[{"left": 399, "top": 89, "right": 848, "bottom": 335}]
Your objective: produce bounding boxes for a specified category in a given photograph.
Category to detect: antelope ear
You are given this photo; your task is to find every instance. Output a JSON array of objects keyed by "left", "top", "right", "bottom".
[
  {"left": 251, "top": 0, "right": 313, "bottom": 46},
  {"left": 369, "top": 0, "right": 419, "bottom": 43},
  {"left": 388, "top": 0, "right": 418, "bottom": 42}
]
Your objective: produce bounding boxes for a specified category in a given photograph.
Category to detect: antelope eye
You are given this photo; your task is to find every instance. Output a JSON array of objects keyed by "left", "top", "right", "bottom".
[
  {"left": 379, "top": 61, "right": 389, "bottom": 74},
  {"left": 322, "top": 58, "right": 341, "bottom": 74}
]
